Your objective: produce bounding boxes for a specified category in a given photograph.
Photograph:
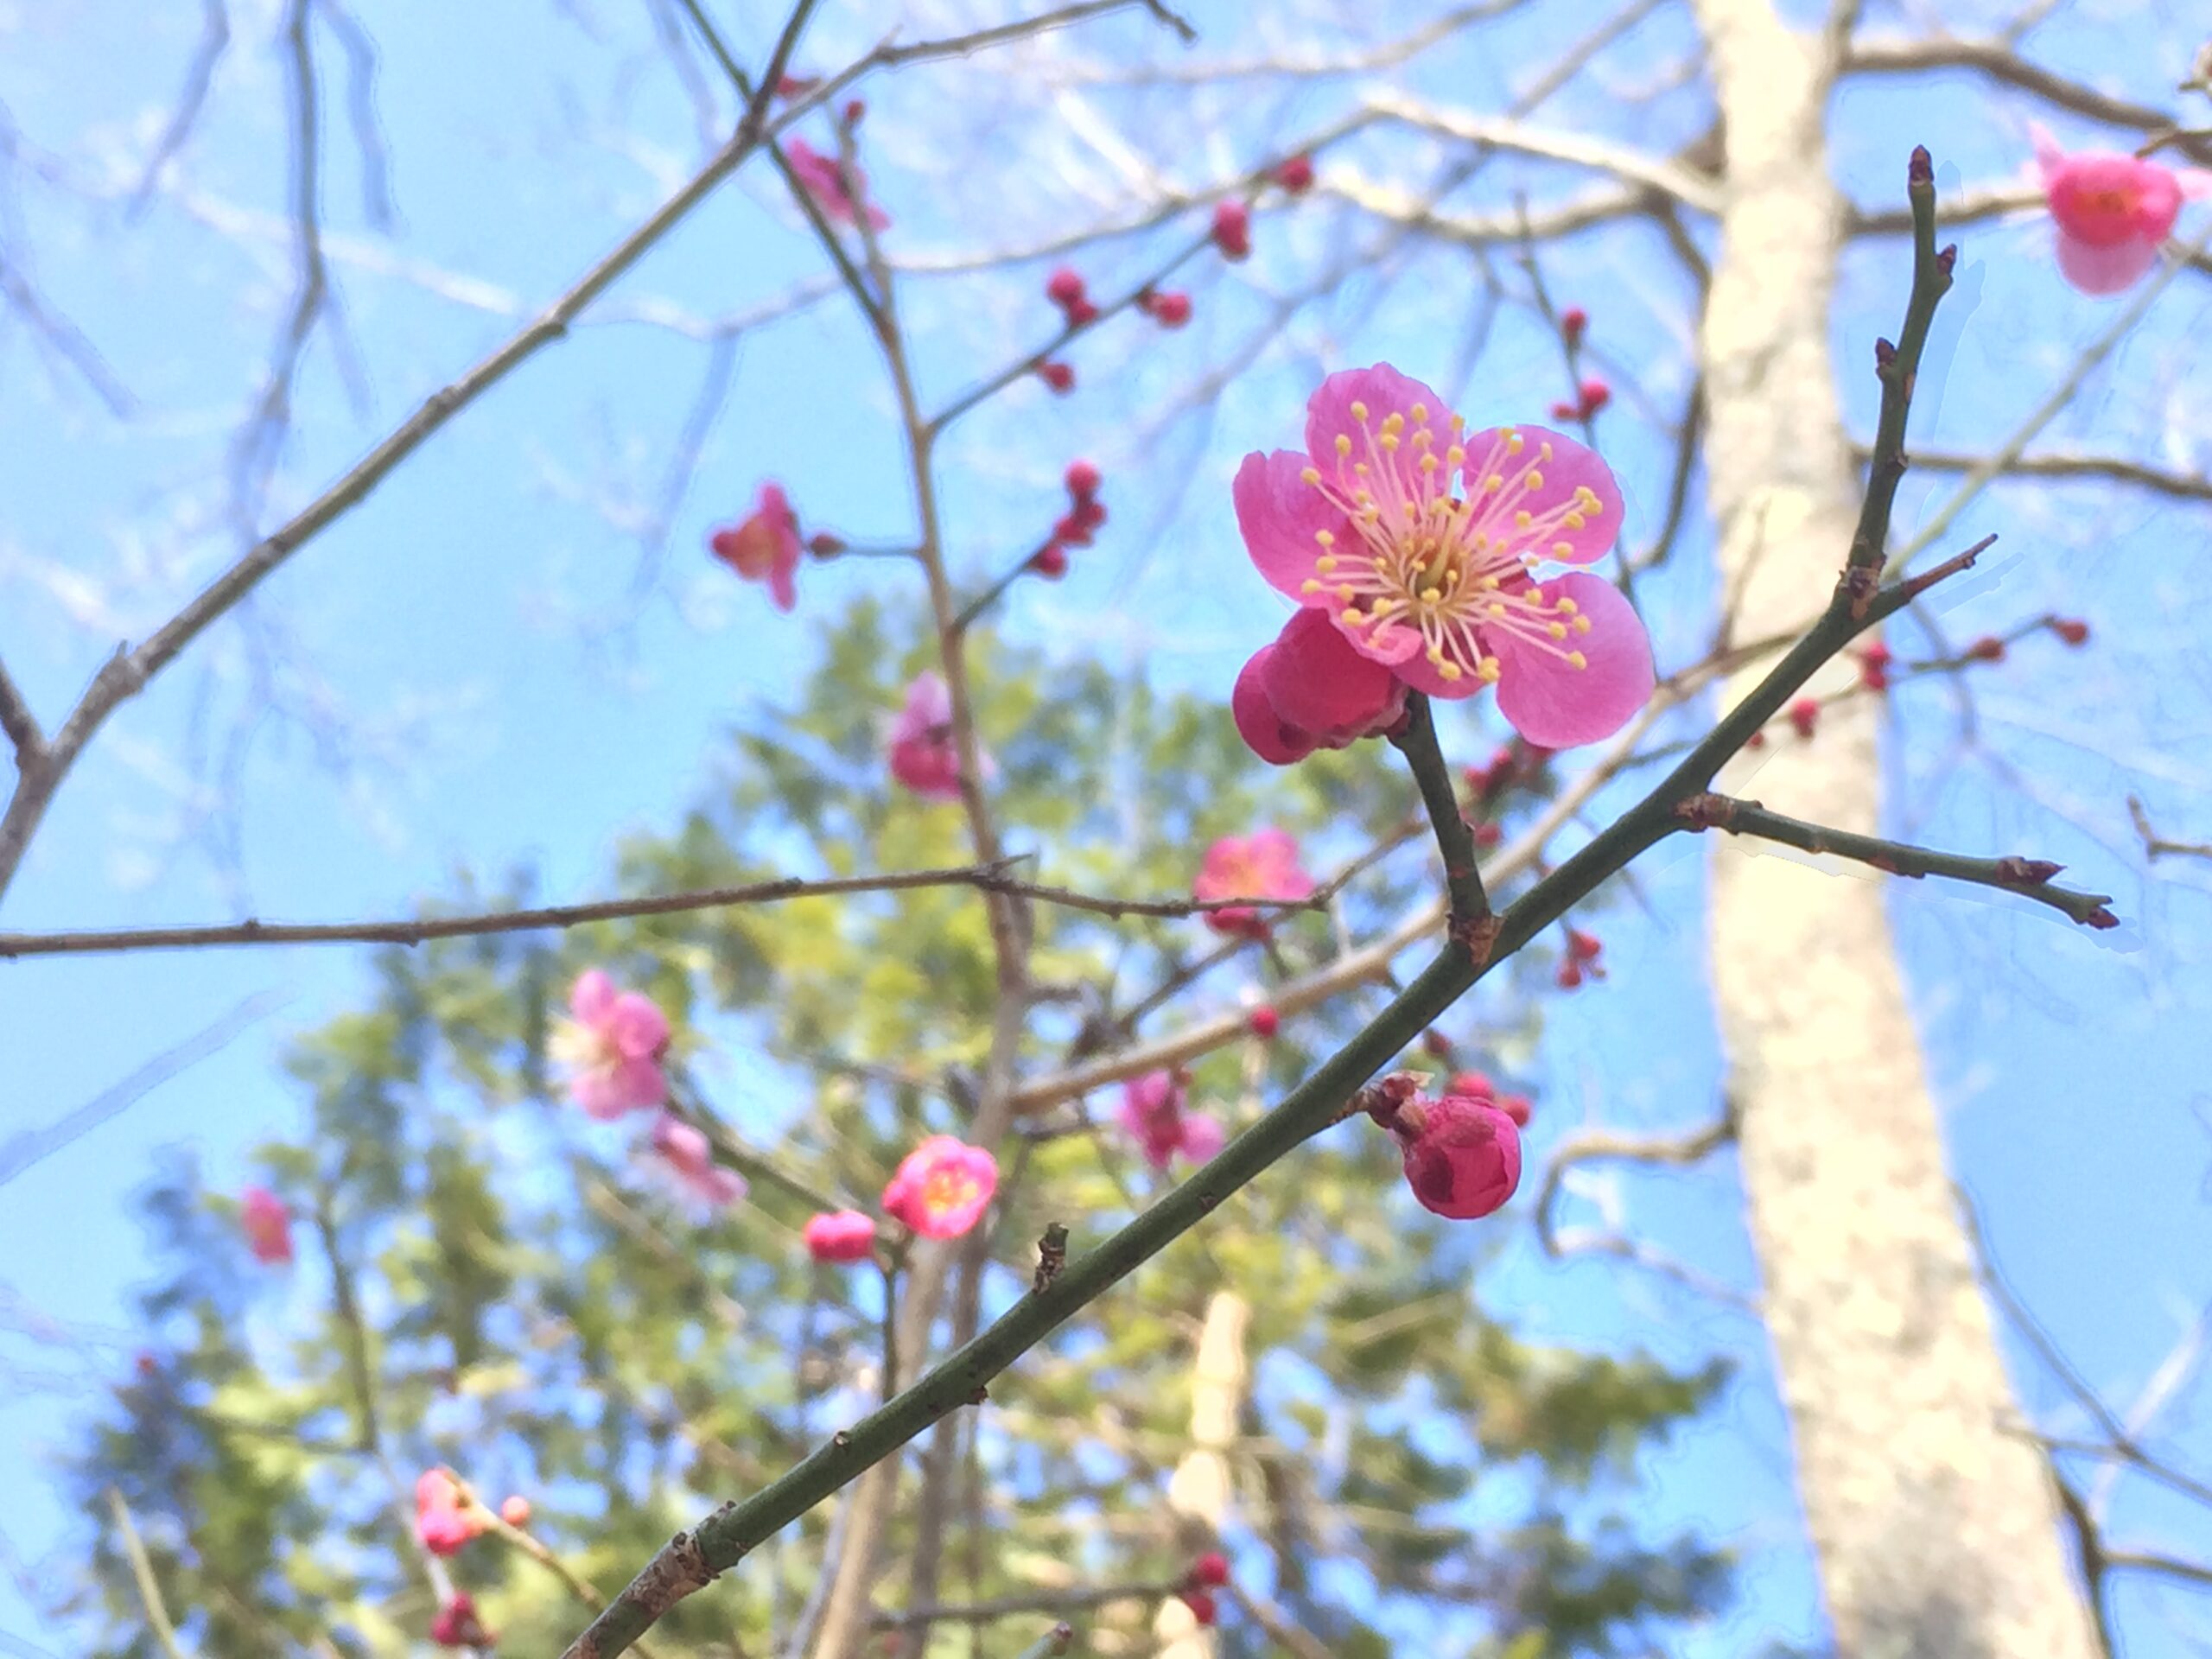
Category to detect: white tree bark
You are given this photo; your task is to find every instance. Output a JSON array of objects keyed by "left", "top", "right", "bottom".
[{"left": 1691, "top": 2, "right": 2101, "bottom": 1655}]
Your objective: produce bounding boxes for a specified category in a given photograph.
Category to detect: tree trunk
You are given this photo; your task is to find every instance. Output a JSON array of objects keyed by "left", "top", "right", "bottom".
[{"left": 1689, "top": 3, "right": 2101, "bottom": 1656}]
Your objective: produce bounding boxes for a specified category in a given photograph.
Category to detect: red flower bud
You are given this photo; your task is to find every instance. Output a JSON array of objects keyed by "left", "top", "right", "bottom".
[
  {"left": 842, "top": 99, "right": 866, "bottom": 127},
  {"left": 1560, "top": 305, "right": 1588, "bottom": 343},
  {"left": 1052, "top": 513, "right": 1094, "bottom": 550},
  {"left": 1446, "top": 1070, "right": 1493, "bottom": 1098},
  {"left": 1274, "top": 153, "right": 1315, "bottom": 194},
  {"left": 1065, "top": 297, "right": 1100, "bottom": 327},
  {"left": 1745, "top": 728, "right": 1767, "bottom": 749},
  {"left": 1498, "top": 1093, "right": 1533, "bottom": 1128},
  {"left": 1555, "top": 959, "right": 1584, "bottom": 990},
  {"left": 1388, "top": 1092, "right": 1522, "bottom": 1220},
  {"left": 1143, "top": 289, "right": 1193, "bottom": 327},
  {"left": 1030, "top": 544, "right": 1069, "bottom": 578},
  {"left": 1567, "top": 928, "right": 1603, "bottom": 963},
  {"left": 1578, "top": 377, "right": 1611, "bottom": 415},
  {"left": 1471, "top": 820, "right": 1502, "bottom": 848},
  {"left": 1191, "top": 1551, "right": 1230, "bottom": 1587},
  {"left": 1248, "top": 1005, "right": 1280, "bottom": 1039},
  {"left": 1064, "top": 459, "right": 1102, "bottom": 499},
  {"left": 1038, "top": 360, "right": 1075, "bottom": 393},
  {"left": 500, "top": 1495, "right": 532, "bottom": 1526},
  {"left": 1857, "top": 638, "right": 1892, "bottom": 691},
  {"left": 1788, "top": 697, "right": 1820, "bottom": 740},
  {"left": 1551, "top": 400, "right": 1580, "bottom": 421},
  {"left": 807, "top": 531, "right": 846, "bottom": 557},
  {"left": 1045, "top": 267, "right": 1087, "bottom": 308},
  {"left": 775, "top": 75, "right": 817, "bottom": 99},
  {"left": 1421, "top": 1028, "right": 1453, "bottom": 1059},
  {"left": 2051, "top": 618, "right": 2089, "bottom": 647},
  {"left": 1180, "top": 1589, "right": 1219, "bottom": 1626},
  {"left": 1211, "top": 200, "right": 1252, "bottom": 260},
  {"left": 1967, "top": 634, "right": 2007, "bottom": 663}
]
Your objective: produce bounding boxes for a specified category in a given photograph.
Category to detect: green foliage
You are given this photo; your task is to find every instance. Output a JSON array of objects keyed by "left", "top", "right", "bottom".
[{"left": 60, "top": 605, "right": 1728, "bottom": 1657}]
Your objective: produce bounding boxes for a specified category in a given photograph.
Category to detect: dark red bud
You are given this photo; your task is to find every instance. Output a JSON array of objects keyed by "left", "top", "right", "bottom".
[
  {"left": 1909, "top": 145, "right": 1934, "bottom": 187},
  {"left": 1555, "top": 959, "right": 1584, "bottom": 990},
  {"left": 842, "top": 99, "right": 866, "bottom": 127},
  {"left": 1789, "top": 697, "right": 1820, "bottom": 740},
  {"left": 1038, "top": 360, "right": 1075, "bottom": 393},
  {"left": 1030, "top": 544, "right": 1069, "bottom": 578},
  {"left": 1191, "top": 1551, "right": 1230, "bottom": 1587},
  {"left": 1577, "top": 378, "right": 1611, "bottom": 415},
  {"left": 1567, "top": 928, "right": 1603, "bottom": 963},
  {"left": 1274, "top": 154, "right": 1315, "bottom": 194},
  {"left": 807, "top": 531, "right": 845, "bottom": 557},
  {"left": 1560, "top": 305, "right": 1588, "bottom": 343},
  {"left": 1967, "top": 635, "right": 2006, "bottom": 663},
  {"left": 1065, "top": 460, "right": 1102, "bottom": 499},
  {"left": 1421, "top": 1028, "right": 1453, "bottom": 1058},
  {"left": 1211, "top": 200, "right": 1252, "bottom": 261},
  {"left": 1046, "top": 267, "right": 1087, "bottom": 308},
  {"left": 1180, "top": 1589, "right": 1218, "bottom": 1626},
  {"left": 1247, "top": 1006, "right": 1279, "bottom": 1039},
  {"left": 2050, "top": 617, "right": 2089, "bottom": 646},
  {"left": 1144, "top": 290, "right": 1192, "bottom": 327}
]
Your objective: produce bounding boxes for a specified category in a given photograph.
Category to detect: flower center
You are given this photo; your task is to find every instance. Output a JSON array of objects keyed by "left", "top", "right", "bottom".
[
  {"left": 924, "top": 1168, "right": 977, "bottom": 1213},
  {"left": 1296, "top": 404, "right": 1601, "bottom": 683}
]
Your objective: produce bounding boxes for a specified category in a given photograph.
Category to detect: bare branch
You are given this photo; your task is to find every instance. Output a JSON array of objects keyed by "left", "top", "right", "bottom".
[
  {"left": 0, "top": 660, "right": 41, "bottom": 765},
  {"left": 1535, "top": 1104, "right": 1752, "bottom": 1308},
  {"left": 2128, "top": 796, "right": 2212, "bottom": 862},
  {"left": 311, "top": 0, "right": 395, "bottom": 228},
  {"left": 103, "top": 1490, "right": 187, "bottom": 1659},
  {"left": 130, "top": 0, "right": 232, "bottom": 207},
  {"left": 1882, "top": 445, "right": 2212, "bottom": 502},
  {"left": 1364, "top": 92, "right": 1725, "bottom": 213},
  {"left": 0, "top": 863, "right": 1341, "bottom": 960}
]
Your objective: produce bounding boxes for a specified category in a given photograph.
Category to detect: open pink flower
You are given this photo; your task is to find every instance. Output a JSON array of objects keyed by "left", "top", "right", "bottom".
[
  {"left": 803, "top": 1209, "right": 880, "bottom": 1263},
  {"left": 415, "top": 1469, "right": 487, "bottom": 1557},
  {"left": 709, "top": 483, "right": 802, "bottom": 611},
  {"left": 648, "top": 1114, "right": 747, "bottom": 1210},
  {"left": 786, "top": 137, "right": 891, "bottom": 231},
  {"left": 1235, "top": 365, "right": 1654, "bottom": 748},
  {"left": 1382, "top": 1090, "right": 1521, "bottom": 1220},
  {"left": 239, "top": 1185, "right": 292, "bottom": 1265},
  {"left": 550, "top": 970, "right": 670, "bottom": 1120},
  {"left": 1193, "top": 829, "right": 1313, "bottom": 939},
  {"left": 881, "top": 1136, "right": 998, "bottom": 1239},
  {"left": 2033, "top": 124, "right": 2210, "bottom": 295},
  {"left": 887, "top": 672, "right": 965, "bottom": 801},
  {"left": 1116, "top": 1071, "right": 1224, "bottom": 1171}
]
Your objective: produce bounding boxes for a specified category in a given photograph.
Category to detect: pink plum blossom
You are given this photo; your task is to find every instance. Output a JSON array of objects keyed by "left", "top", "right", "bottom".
[
  {"left": 1382, "top": 1090, "right": 1522, "bottom": 1220},
  {"left": 239, "top": 1185, "right": 292, "bottom": 1265},
  {"left": 887, "top": 672, "right": 966, "bottom": 802},
  {"left": 1235, "top": 365, "right": 1654, "bottom": 748},
  {"left": 709, "top": 483, "right": 803, "bottom": 611},
  {"left": 415, "top": 1469, "right": 486, "bottom": 1557},
  {"left": 1117, "top": 1070, "right": 1224, "bottom": 1170},
  {"left": 2033, "top": 124, "right": 2210, "bottom": 295},
  {"left": 647, "top": 1114, "right": 747, "bottom": 1210},
  {"left": 550, "top": 970, "right": 670, "bottom": 1120},
  {"left": 1192, "top": 829, "right": 1314, "bottom": 939},
  {"left": 803, "top": 1209, "right": 880, "bottom": 1263},
  {"left": 785, "top": 137, "right": 891, "bottom": 231},
  {"left": 1233, "top": 607, "right": 1408, "bottom": 766},
  {"left": 882, "top": 1136, "right": 999, "bottom": 1239}
]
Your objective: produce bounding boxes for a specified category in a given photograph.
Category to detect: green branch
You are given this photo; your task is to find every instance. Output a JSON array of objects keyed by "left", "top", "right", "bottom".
[
  {"left": 1675, "top": 793, "right": 2118, "bottom": 928},
  {"left": 1390, "top": 692, "right": 1491, "bottom": 930}
]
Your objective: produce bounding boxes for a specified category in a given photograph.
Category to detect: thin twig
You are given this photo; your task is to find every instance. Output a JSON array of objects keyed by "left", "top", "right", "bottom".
[
  {"left": 2129, "top": 795, "right": 2212, "bottom": 862},
  {"left": 103, "top": 1490, "right": 186, "bottom": 1659}
]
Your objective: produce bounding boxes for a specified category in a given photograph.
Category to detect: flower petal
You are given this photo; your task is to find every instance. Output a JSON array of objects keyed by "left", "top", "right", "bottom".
[
  {"left": 1490, "top": 573, "right": 1654, "bottom": 747},
  {"left": 1232, "top": 645, "right": 1321, "bottom": 766},
  {"left": 570, "top": 969, "right": 614, "bottom": 1023},
  {"left": 609, "top": 992, "right": 671, "bottom": 1060},
  {"left": 1302, "top": 364, "right": 1450, "bottom": 472},
  {"left": 1233, "top": 450, "right": 1345, "bottom": 598},
  {"left": 1257, "top": 607, "right": 1404, "bottom": 739},
  {"left": 1459, "top": 423, "right": 1624, "bottom": 564},
  {"left": 2055, "top": 231, "right": 2161, "bottom": 295}
]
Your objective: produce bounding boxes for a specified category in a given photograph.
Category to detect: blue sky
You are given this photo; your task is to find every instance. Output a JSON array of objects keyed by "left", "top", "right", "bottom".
[{"left": 4, "top": 0, "right": 2211, "bottom": 1653}]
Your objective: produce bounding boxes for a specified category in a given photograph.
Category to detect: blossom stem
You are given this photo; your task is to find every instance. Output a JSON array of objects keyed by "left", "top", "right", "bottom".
[
  {"left": 1388, "top": 694, "right": 1491, "bottom": 927},
  {"left": 1673, "top": 793, "right": 2117, "bottom": 928},
  {"left": 1013, "top": 1624, "right": 1077, "bottom": 1659}
]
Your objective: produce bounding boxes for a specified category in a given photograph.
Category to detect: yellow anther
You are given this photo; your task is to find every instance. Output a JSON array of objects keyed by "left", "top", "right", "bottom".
[
  {"left": 1354, "top": 461, "right": 1370, "bottom": 476},
  {"left": 1540, "top": 442, "right": 1554, "bottom": 462},
  {"left": 1563, "top": 511, "right": 1586, "bottom": 531},
  {"left": 1411, "top": 403, "right": 1428, "bottom": 422},
  {"left": 1420, "top": 588, "right": 1442, "bottom": 605},
  {"left": 1574, "top": 615, "right": 1592, "bottom": 634},
  {"left": 1412, "top": 428, "right": 1433, "bottom": 449},
  {"left": 1300, "top": 467, "right": 1322, "bottom": 486},
  {"left": 1301, "top": 580, "right": 1324, "bottom": 594},
  {"left": 1483, "top": 474, "right": 1504, "bottom": 493},
  {"left": 1419, "top": 453, "right": 1440, "bottom": 474},
  {"left": 1380, "top": 434, "right": 1400, "bottom": 453},
  {"left": 1478, "top": 657, "right": 1502, "bottom": 683},
  {"left": 1548, "top": 622, "right": 1568, "bottom": 640},
  {"left": 1382, "top": 411, "right": 1404, "bottom": 435},
  {"left": 1335, "top": 435, "right": 1352, "bottom": 456},
  {"left": 1480, "top": 574, "right": 1500, "bottom": 590},
  {"left": 1567, "top": 651, "right": 1587, "bottom": 670},
  {"left": 1427, "top": 645, "right": 1446, "bottom": 665},
  {"left": 1336, "top": 584, "right": 1355, "bottom": 602},
  {"left": 1439, "top": 661, "right": 1464, "bottom": 682},
  {"left": 1341, "top": 608, "right": 1364, "bottom": 626},
  {"left": 1315, "top": 554, "right": 1338, "bottom": 572},
  {"left": 1553, "top": 541, "right": 1574, "bottom": 559},
  {"left": 1529, "top": 586, "right": 1545, "bottom": 602},
  {"left": 1522, "top": 470, "right": 1543, "bottom": 491},
  {"left": 1515, "top": 510, "right": 1533, "bottom": 529},
  {"left": 1351, "top": 401, "right": 1370, "bottom": 422},
  {"left": 1488, "top": 602, "right": 1507, "bottom": 618},
  {"left": 1506, "top": 431, "right": 1525, "bottom": 454},
  {"left": 1450, "top": 413, "right": 1466, "bottom": 434},
  {"left": 1446, "top": 445, "right": 1465, "bottom": 467},
  {"left": 1315, "top": 531, "right": 1336, "bottom": 547},
  {"left": 1557, "top": 598, "right": 1578, "bottom": 613}
]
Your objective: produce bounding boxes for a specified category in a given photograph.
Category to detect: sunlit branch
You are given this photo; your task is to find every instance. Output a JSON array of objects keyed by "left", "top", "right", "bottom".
[
  {"left": 104, "top": 1489, "right": 188, "bottom": 1659},
  {"left": 1364, "top": 92, "right": 1725, "bottom": 213},
  {"left": 1867, "top": 444, "right": 2212, "bottom": 502},
  {"left": 2128, "top": 796, "right": 2212, "bottom": 863}
]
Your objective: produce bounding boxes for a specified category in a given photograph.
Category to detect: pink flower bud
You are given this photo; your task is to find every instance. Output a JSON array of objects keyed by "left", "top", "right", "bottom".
[
  {"left": 1064, "top": 459, "right": 1102, "bottom": 499},
  {"left": 1030, "top": 543, "right": 1069, "bottom": 578},
  {"left": 1446, "top": 1070, "right": 1492, "bottom": 1098},
  {"left": 2050, "top": 617, "right": 2089, "bottom": 646},
  {"left": 1567, "top": 928, "right": 1603, "bottom": 963},
  {"left": 1498, "top": 1093, "right": 1533, "bottom": 1128},
  {"left": 1421, "top": 1028, "right": 1453, "bottom": 1059},
  {"left": 842, "top": 99, "right": 866, "bottom": 127},
  {"left": 1788, "top": 697, "right": 1820, "bottom": 740},
  {"left": 1274, "top": 154, "right": 1314, "bottom": 194},
  {"left": 1387, "top": 1093, "right": 1522, "bottom": 1220},
  {"left": 1560, "top": 305, "right": 1588, "bottom": 343},
  {"left": 1066, "top": 298, "right": 1100, "bottom": 327},
  {"left": 1967, "top": 634, "right": 2007, "bottom": 663},
  {"left": 1191, "top": 1551, "right": 1230, "bottom": 1587},
  {"left": 1248, "top": 1005, "right": 1280, "bottom": 1039},
  {"left": 1471, "top": 821, "right": 1502, "bottom": 848},
  {"left": 774, "top": 75, "right": 816, "bottom": 99},
  {"left": 1550, "top": 400, "right": 1580, "bottom": 421},
  {"left": 239, "top": 1185, "right": 293, "bottom": 1265},
  {"left": 1143, "top": 289, "right": 1192, "bottom": 327},
  {"left": 1211, "top": 200, "right": 1251, "bottom": 261},
  {"left": 1046, "top": 267, "right": 1087, "bottom": 308},
  {"left": 803, "top": 1210, "right": 880, "bottom": 1263},
  {"left": 500, "top": 1495, "right": 532, "bottom": 1527},
  {"left": 1857, "top": 638, "right": 1892, "bottom": 691},
  {"left": 807, "top": 531, "right": 846, "bottom": 557},
  {"left": 1180, "top": 1589, "right": 1219, "bottom": 1626},
  {"left": 1578, "top": 377, "right": 1611, "bottom": 415},
  {"left": 1555, "top": 959, "right": 1584, "bottom": 990},
  {"left": 1038, "top": 360, "right": 1075, "bottom": 393}
]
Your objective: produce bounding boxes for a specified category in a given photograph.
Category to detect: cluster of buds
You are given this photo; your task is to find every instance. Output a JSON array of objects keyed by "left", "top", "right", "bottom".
[
  {"left": 1137, "top": 287, "right": 1193, "bottom": 328},
  {"left": 1857, "top": 637, "right": 1893, "bottom": 693},
  {"left": 1046, "top": 266, "right": 1099, "bottom": 329},
  {"left": 1550, "top": 377, "right": 1611, "bottom": 423},
  {"left": 1179, "top": 1551, "right": 1230, "bottom": 1626},
  {"left": 1554, "top": 927, "right": 1605, "bottom": 991},
  {"left": 1446, "top": 1068, "right": 1533, "bottom": 1128},
  {"left": 1460, "top": 740, "right": 1554, "bottom": 848},
  {"left": 1033, "top": 460, "right": 1106, "bottom": 579}
]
